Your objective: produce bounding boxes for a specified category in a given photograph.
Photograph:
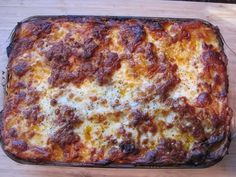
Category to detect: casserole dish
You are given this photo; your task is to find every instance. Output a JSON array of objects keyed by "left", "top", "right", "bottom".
[{"left": 0, "top": 16, "right": 233, "bottom": 168}]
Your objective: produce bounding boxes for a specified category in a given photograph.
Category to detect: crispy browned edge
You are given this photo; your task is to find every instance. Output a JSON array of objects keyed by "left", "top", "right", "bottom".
[{"left": 0, "top": 15, "right": 232, "bottom": 168}]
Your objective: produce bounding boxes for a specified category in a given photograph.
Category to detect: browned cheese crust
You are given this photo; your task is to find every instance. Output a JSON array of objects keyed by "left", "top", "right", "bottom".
[{"left": 1, "top": 16, "right": 233, "bottom": 167}]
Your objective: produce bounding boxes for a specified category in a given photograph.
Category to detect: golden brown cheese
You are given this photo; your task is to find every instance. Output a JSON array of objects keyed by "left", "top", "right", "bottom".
[{"left": 1, "top": 16, "right": 232, "bottom": 166}]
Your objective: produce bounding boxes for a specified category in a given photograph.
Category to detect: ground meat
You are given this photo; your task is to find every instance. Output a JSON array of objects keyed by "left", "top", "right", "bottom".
[
  {"left": 170, "top": 97, "right": 195, "bottom": 116},
  {"left": 8, "top": 128, "right": 18, "bottom": 138},
  {"left": 96, "top": 52, "right": 121, "bottom": 85},
  {"left": 50, "top": 99, "right": 57, "bottom": 106},
  {"left": 131, "top": 110, "right": 149, "bottom": 126},
  {"left": 8, "top": 38, "right": 34, "bottom": 59},
  {"left": 107, "top": 147, "right": 124, "bottom": 162},
  {"left": 47, "top": 43, "right": 98, "bottom": 86},
  {"left": 119, "top": 141, "right": 137, "bottom": 154},
  {"left": 155, "top": 138, "right": 187, "bottom": 164},
  {"left": 91, "top": 23, "right": 108, "bottom": 40},
  {"left": 11, "top": 140, "right": 28, "bottom": 151},
  {"left": 31, "top": 21, "right": 52, "bottom": 36},
  {"left": 48, "top": 69, "right": 78, "bottom": 86},
  {"left": 201, "top": 50, "right": 224, "bottom": 67},
  {"left": 81, "top": 38, "right": 98, "bottom": 59},
  {"left": 2, "top": 92, "right": 25, "bottom": 117},
  {"left": 135, "top": 138, "right": 187, "bottom": 164},
  {"left": 196, "top": 92, "right": 212, "bottom": 107},
  {"left": 177, "top": 116, "right": 205, "bottom": 140},
  {"left": 156, "top": 75, "right": 180, "bottom": 100},
  {"left": 22, "top": 105, "right": 44, "bottom": 124},
  {"left": 54, "top": 106, "right": 82, "bottom": 125},
  {"left": 75, "top": 62, "right": 96, "bottom": 83},
  {"left": 211, "top": 114, "right": 225, "bottom": 128},
  {"left": 15, "top": 91, "right": 27, "bottom": 104},
  {"left": 46, "top": 41, "right": 72, "bottom": 63},
  {"left": 146, "top": 21, "right": 163, "bottom": 31},
  {"left": 144, "top": 43, "right": 160, "bottom": 74},
  {"left": 13, "top": 82, "right": 27, "bottom": 89},
  {"left": 29, "top": 147, "right": 51, "bottom": 160},
  {"left": 50, "top": 124, "right": 80, "bottom": 147},
  {"left": 12, "top": 61, "right": 30, "bottom": 77},
  {"left": 26, "top": 89, "right": 40, "bottom": 105},
  {"left": 119, "top": 22, "right": 145, "bottom": 52}
]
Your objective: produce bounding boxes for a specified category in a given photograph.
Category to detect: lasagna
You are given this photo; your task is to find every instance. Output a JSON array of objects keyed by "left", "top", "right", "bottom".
[{"left": 1, "top": 16, "right": 233, "bottom": 167}]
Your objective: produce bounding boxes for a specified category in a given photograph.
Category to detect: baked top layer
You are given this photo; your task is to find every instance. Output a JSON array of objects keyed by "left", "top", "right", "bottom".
[{"left": 1, "top": 16, "right": 233, "bottom": 166}]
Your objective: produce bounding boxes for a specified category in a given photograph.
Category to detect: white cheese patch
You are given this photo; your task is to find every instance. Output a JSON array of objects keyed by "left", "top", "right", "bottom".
[{"left": 170, "top": 41, "right": 204, "bottom": 103}]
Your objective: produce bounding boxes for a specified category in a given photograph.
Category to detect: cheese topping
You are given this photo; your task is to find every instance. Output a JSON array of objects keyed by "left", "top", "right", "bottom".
[{"left": 3, "top": 17, "right": 232, "bottom": 165}]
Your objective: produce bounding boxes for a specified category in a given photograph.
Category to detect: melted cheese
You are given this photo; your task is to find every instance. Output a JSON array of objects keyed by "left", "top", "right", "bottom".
[{"left": 4, "top": 17, "right": 230, "bottom": 164}]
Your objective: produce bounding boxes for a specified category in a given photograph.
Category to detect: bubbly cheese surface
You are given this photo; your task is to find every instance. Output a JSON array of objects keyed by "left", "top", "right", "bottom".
[{"left": 3, "top": 17, "right": 232, "bottom": 165}]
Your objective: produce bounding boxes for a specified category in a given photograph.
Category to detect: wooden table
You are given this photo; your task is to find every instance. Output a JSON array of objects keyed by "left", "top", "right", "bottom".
[{"left": 0, "top": 0, "right": 236, "bottom": 176}]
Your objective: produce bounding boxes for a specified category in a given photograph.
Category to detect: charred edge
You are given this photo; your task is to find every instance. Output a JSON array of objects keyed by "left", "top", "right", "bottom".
[
  {"left": 11, "top": 15, "right": 220, "bottom": 26},
  {"left": 206, "top": 131, "right": 231, "bottom": 166},
  {"left": 0, "top": 142, "right": 228, "bottom": 168},
  {"left": 7, "top": 22, "right": 23, "bottom": 57},
  {"left": 3, "top": 151, "right": 226, "bottom": 168},
  {"left": 211, "top": 24, "right": 236, "bottom": 65},
  {"left": 17, "top": 15, "right": 215, "bottom": 24},
  {"left": 186, "top": 129, "right": 231, "bottom": 167},
  {"left": 0, "top": 111, "right": 3, "bottom": 142},
  {"left": 206, "top": 23, "right": 231, "bottom": 66}
]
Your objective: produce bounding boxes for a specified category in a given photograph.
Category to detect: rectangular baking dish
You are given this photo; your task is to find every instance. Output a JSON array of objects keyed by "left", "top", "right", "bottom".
[{"left": 0, "top": 15, "right": 233, "bottom": 168}]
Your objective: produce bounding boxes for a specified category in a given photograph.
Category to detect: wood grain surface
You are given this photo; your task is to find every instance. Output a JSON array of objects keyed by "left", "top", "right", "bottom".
[{"left": 0, "top": 0, "right": 236, "bottom": 177}]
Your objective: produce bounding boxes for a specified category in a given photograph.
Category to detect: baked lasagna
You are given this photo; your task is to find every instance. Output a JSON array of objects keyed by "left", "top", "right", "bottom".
[{"left": 1, "top": 16, "right": 233, "bottom": 167}]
